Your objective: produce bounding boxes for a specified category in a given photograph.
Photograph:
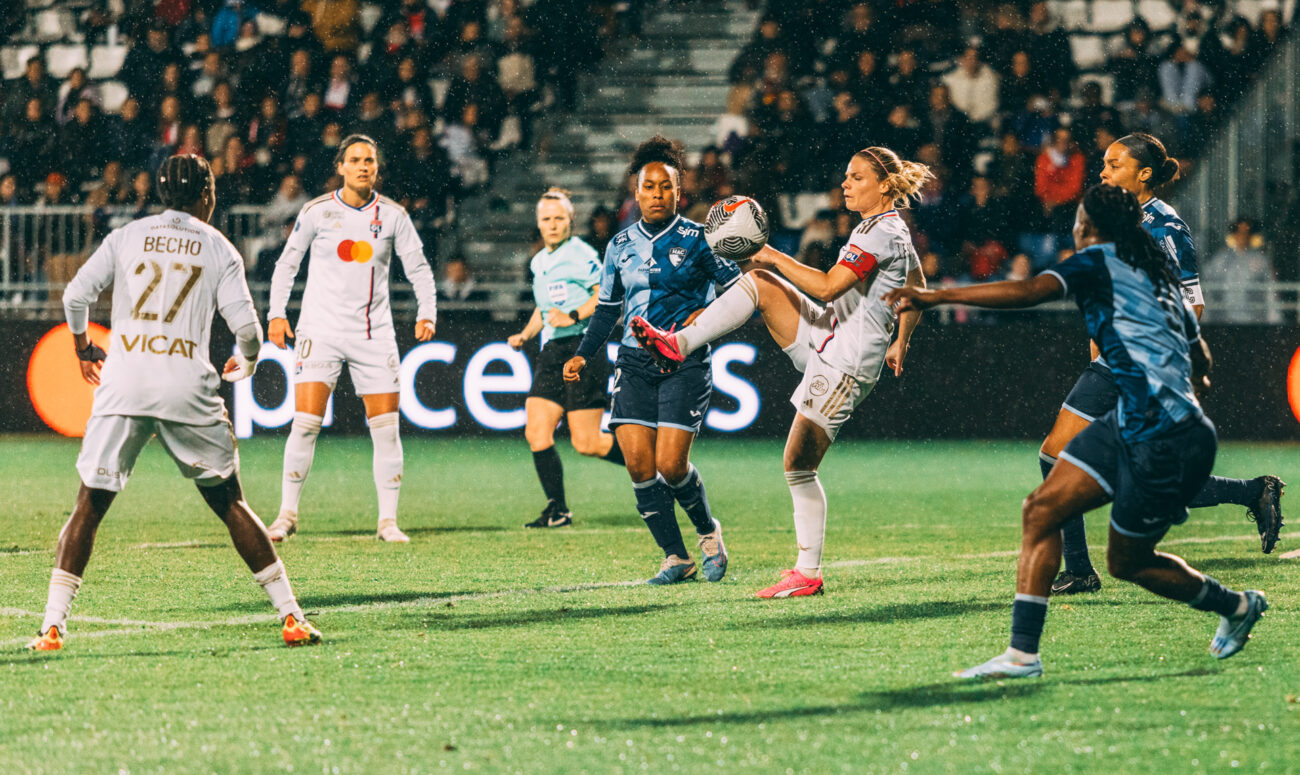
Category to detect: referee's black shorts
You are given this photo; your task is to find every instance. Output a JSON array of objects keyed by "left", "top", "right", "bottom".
[{"left": 528, "top": 335, "right": 611, "bottom": 412}]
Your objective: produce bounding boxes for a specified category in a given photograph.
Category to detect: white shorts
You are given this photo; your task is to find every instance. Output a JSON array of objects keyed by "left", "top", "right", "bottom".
[
  {"left": 77, "top": 414, "right": 239, "bottom": 492},
  {"left": 294, "top": 334, "right": 400, "bottom": 395},
  {"left": 783, "top": 295, "right": 874, "bottom": 442}
]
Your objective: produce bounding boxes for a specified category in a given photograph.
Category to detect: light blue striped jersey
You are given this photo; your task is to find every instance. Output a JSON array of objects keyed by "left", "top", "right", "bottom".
[
  {"left": 1045, "top": 242, "right": 1203, "bottom": 442},
  {"left": 1142, "top": 196, "right": 1201, "bottom": 306},
  {"left": 529, "top": 236, "right": 602, "bottom": 341},
  {"left": 597, "top": 214, "right": 741, "bottom": 355}
]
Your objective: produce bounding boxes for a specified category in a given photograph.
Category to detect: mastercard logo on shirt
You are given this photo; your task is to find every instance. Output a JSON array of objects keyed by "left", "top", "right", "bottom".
[{"left": 337, "top": 239, "right": 374, "bottom": 263}]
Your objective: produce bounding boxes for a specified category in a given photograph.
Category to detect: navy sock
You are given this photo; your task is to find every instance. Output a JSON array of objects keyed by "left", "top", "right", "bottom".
[
  {"left": 1188, "top": 476, "right": 1264, "bottom": 509},
  {"left": 633, "top": 476, "right": 687, "bottom": 558},
  {"left": 1038, "top": 452, "right": 1055, "bottom": 481},
  {"left": 532, "top": 447, "right": 565, "bottom": 509},
  {"left": 1060, "top": 515, "right": 1095, "bottom": 575},
  {"left": 1010, "top": 594, "right": 1049, "bottom": 654},
  {"left": 669, "top": 465, "right": 715, "bottom": 535},
  {"left": 1188, "top": 575, "right": 1244, "bottom": 617},
  {"left": 602, "top": 440, "right": 625, "bottom": 466}
]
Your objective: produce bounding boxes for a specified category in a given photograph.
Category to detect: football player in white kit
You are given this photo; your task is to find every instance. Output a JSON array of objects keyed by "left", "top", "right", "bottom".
[
  {"left": 265, "top": 134, "right": 438, "bottom": 543},
  {"left": 28, "top": 155, "right": 321, "bottom": 651},
  {"left": 631, "top": 146, "right": 932, "bottom": 598}
]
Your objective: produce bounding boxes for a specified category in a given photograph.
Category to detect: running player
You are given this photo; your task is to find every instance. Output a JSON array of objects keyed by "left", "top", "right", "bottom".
[
  {"left": 886, "top": 184, "right": 1267, "bottom": 679},
  {"left": 1047, "top": 133, "right": 1284, "bottom": 596},
  {"left": 265, "top": 134, "right": 439, "bottom": 543},
  {"left": 508, "top": 188, "right": 625, "bottom": 528},
  {"left": 563, "top": 136, "right": 739, "bottom": 585},
  {"left": 28, "top": 154, "right": 321, "bottom": 651},
  {"left": 631, "top": 146, "right": 929, "bottom": 598}
]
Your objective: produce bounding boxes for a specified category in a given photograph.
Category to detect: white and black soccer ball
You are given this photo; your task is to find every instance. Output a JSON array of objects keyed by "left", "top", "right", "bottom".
[{"left": 704, "top": 196, "right": 769, "bottom": 262}]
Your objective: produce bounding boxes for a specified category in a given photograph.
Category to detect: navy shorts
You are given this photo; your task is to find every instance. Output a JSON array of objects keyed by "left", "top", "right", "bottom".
[
  {"left": 1061, "top": 361, "right": 1119, "bottom": 422},
  {"left": 609, "top": 348, "right": 712, "bottom": 433},
  {"left": 1060, "top": 410, "right": 1218, "bottom": 540},
  {"left": 529, "top": 335, "right": 611, "bottom": 411}
]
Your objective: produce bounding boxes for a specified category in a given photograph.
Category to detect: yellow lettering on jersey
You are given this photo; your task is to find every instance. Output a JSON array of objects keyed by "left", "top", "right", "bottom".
[
  {"left": 123, "top": 333, "right": 197, "bottom": 359},
  {"left": 120, "top": 334, "right": 141, "bottom": 352}
]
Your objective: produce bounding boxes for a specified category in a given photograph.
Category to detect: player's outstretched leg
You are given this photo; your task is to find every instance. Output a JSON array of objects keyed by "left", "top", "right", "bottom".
[
  {"left": 1188, "top": 475, "right": 1286, "bottom": 553},
  {"left": 667, "top": 464, "right": 726, "bottom": 582},
  {"left": 271, "top": 411, "right": 323, "bottom": 541},
  {"left": 1106, "top": 528, "right": 1265, "bottom": 659},
  {"left": 198, "top": 476, "right": 321, "bottom": 646},
  {"left": 27, "top": 486, "right": 116, "bottom": 651},
  {"left": 368, "top": 411, "right": 409, "bottom": 542}
]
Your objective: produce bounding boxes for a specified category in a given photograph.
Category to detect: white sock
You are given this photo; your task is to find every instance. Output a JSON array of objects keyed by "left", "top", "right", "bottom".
[
  {"left": 281, "top": 412, "right": 323, "bottom": 514},
  {"left": 41, "top": 568, "right": 82, "bottom": 633},
  {"left": 677, "top": 274, "right": 759, "bottom": 355},
  {"left": 253, "top": 560, "right": 304, "bottom": 621},
  {"left": 785, "top": 470, "right": 826, "bottom": 577},
  {"left": 369, "top": 412, "right": 403, "bottom": 523}
]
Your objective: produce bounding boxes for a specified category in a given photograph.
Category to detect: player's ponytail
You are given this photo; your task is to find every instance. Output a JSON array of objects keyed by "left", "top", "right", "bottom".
[
  {"left": 1081, "top": 183, "right": 1179, "bottom": 292},
  {"left": 156, "top": 154, "right": 212, "bottom": 210},
  {"left": 853, "top": 146, "right": 935, "bottom": 209},
  {"left": 1117, "top": 132, "right": 1181, "bottom": 187}
]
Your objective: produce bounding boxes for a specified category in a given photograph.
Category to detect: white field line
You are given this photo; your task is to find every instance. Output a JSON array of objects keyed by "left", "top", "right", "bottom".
[{"left": 0, "top": 532, "right": 1274, "bottom": 649}]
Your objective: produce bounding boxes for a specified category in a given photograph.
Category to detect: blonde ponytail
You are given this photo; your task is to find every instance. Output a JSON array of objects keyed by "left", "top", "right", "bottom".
[{"left": 854, "top": 147, "right": 935, "bottom": 209}]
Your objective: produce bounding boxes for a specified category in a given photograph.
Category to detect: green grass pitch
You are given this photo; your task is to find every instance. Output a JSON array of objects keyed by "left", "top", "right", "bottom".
[{"left": 0, "top": 435, "right": 1297, "bottom": 773}]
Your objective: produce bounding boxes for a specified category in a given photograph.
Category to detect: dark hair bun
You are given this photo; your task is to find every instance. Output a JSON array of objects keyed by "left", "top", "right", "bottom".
[
  {"left": 627, "top": 135, "right": 686, "bottom": 181},
  {"left": 1158, "top": 158, "right": 1180, "bottom": 185}
]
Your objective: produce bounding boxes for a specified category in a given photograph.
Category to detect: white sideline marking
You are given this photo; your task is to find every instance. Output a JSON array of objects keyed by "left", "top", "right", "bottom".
[{"left": 0, "top": 532, "right": 1275, "bottom": 649}]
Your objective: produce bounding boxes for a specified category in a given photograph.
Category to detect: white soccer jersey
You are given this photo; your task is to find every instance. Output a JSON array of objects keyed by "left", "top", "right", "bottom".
[
  {"left": 819, "top": 210, "right": 919, "bottom": 381},
  {"left": 268, "top": 190, "right": 438, "bottom": 340},
  {"left": 62, "top": 209, "right": 260, "bottom": 424}
]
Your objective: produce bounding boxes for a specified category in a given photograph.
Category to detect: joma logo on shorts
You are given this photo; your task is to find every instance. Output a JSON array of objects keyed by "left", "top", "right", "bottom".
[{"left": 119, "top": 334, "right": 199, "bottom": 359}]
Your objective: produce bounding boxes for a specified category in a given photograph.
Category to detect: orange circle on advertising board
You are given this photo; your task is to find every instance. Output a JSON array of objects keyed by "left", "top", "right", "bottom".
[
  {"left": 27, "top": 322, "right": 110, "bottom": 437},
  {"left": 1289, "top": 346, "right": 1300, "bottom": 425}
]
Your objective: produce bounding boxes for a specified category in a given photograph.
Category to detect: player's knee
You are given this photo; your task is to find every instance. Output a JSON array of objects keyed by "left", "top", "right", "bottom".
[
  {"left": 571, "top": 433, "right": 603, "bottom": 457},
  {"left": 1105, "top": 548, "right": 1139, "bottom": 581},
  {"left": 1020, "top": 490, "right": 1059, "bottom": 537},
  {"left": 525, "top": 426, "right": 554, "bottom": 451},
  {"left": 656, "top": 459, "right": 689, "bottom": 484}
]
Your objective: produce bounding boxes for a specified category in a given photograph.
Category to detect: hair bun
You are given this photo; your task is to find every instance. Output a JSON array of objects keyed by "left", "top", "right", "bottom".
[{"left": 1159, "top": 158, "right": 1180, "bottom": 184}]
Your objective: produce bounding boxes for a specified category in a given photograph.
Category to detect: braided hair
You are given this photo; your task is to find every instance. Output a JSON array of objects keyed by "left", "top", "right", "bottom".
[
  {"left": 1116, "top": 132, "right": 1180, "bottom": 187},
  {"left": 156, "top": 154, "right": 212, "bottom": 210},
  {"left": 1081, "top": 183, "right": 1179, "bottom": 291},
  {"left": 627, "top": 135, "right": 685, "bottom": 185}
]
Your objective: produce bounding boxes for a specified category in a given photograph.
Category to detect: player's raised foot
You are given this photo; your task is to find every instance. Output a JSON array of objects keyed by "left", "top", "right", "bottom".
[
  {"left": 524, "top": 501, "right": 572, "bottom": 528},
  {"left": 756, "top": 568, "right": 824, "bottom": 598},
  {"left": 1050, "top": 570, "right": 1101, "bottom": 596},
  {"left": 282, "top": 613, "right": 322, "bottom": 647},
  {"left": 376, "top": 519, "right": 410, "bottom": 543},
  {"left": 697, "top": 519, "right": 727, "bottom": 582},
  {"left": 266, "top": 510, "right": 298, "bottom": 543},
  {"left": 1210, "top": 590, "right": 1267, "bottom": 659},
  {"left": 25, "top": 625, "right": 62, "bottom": 652},
  {"left": 629, "top": 315, "right": 685, "bottom": 371},
  {"left": 1247, "top": 476, "right": 1285, "bottom": 554},
  {"left": 954, "top": 649, "right": 1044, "bottom": 680},
  {"left": 645, "top": 555, "right": 697, "bottom": 586}
]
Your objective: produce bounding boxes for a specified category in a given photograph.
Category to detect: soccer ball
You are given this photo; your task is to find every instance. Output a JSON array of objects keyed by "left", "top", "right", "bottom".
[{"left": 705, "top": 196, "right": 769, "bottom": 262}]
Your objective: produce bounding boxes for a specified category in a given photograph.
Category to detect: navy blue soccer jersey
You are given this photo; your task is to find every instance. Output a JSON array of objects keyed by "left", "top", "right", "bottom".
[
  {"left": 1141, "top": 197, "right": 1201, "bottom": 306},
  {"left": 595, "top": 215, "right": 741, "bottom": 354},
  {"left": 1043, "top": 243, "right": 1203, "bottom": 443}
]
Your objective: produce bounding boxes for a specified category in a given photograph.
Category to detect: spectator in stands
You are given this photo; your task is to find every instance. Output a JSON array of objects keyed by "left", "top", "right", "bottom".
[
  {"left": 304, "top": 0, "right": 360, "bottom": 53},
  {"left": 1205, "top": 15, "right": 1256, "bottom": 104},
  {"left": 1252, "top": 10, "right": 1287, "bottom": 63},
  {"left": 999, "top": 51, "right": 1043, "bottom": 125},
  {"left": 104, "top": 97, "right": 151, "bottom": 171},
  {"left": 443, "top": 54, "right": 506, "bottom": 139},
  {"left": 941, "top": 46, "right": 1000, "bottom": 127},
  {"left": 55, "top": 68, "right": 98, "bottom": 126},
  {"left": 119, "top": 20, "right": 182, "bottom": 107},
  {"left": 497, "top": 18, "right": 539, "bottom": 145},
  {"left": 265, "top": 174, "right": 309, "bottom": 226},
  {"left": 1008, "top": 93, "right": 1058, "bottom": 151},
  {"left": 878, "top": 103, "right": 923, "bottom": 159},
  {"left": 886, "top": 49, "right": 930, "bottom": 118},
  {"left": 982, "top": 4, "right": 1028, "bottom": 74},
  {"left": 1159, "top": 38, "right": 1213, "bottom": 115},
  {"left": 713, "top": 85, "right": 752, "bottom": 158},
  {"left": 202, "top": 81, "right": 239, "bottom": 157},
  {"left": 695, "top": 146, "right": 730, "bottom": 204},
  {"left": 281, "top": 50, "right": 319, "bottom": 117},
  {"left": 279, "top": 11, "right": 326, "bottom": 74},
  {"left": 1204, "top": 217, "right": 1279, "bottom": 323},
  {"left": 1088, "top": 124, "right": 1121, "bottom": 181},
  {"left": 386, "top": 57, "right": 436, "bottom": 118},
  {"left": 921, "top": 84, "right": 975, "bottom": 189},
  {"left": 248, "top": 94, "right": 288, "bottom": 166},
  {"left": 955, "top": 175, "right": 1012, "bottom": 266},
  {"left": 586, "top": 205, "right": 617, "bottom": 256},
  {"left": 835, "top": 3, "right": 888, "bottom": 72},
  {"left": 155, "top": 62, "right": 189, "bottom": 119},
  {"left": 322, "top": 54, "right": 355, "bottom": 115},
  {"left": 987, "top": 131, "right": 1035, "bottom": 211},
  {"left": 849, "top": 50, "right": 888, "bottom": 125},
  {"left": 729, "top": 17, "right": 792, "bottom": 84},
  {"left": 127, "top": 169, "right": 154, "bottom": 218},
  {"left": 1031, "top": 127, "right": 1084, "bottom": 265},
  {"left": 529, "top": 0, "right": 600, "bottom": 112},
  {"left": 9, "top": 98, "right": 56, "bottom": 189},
  {"left": 440, "top": 255, "right": 479, "bottom": 302},
  {"left": 1069, "top": 81, "right": 1121, "bottom": 153},
  {"left": 1025, "top": 1, "right": 1075, "bottom": 98},
  {"left": 820, "top": 91, "right": 870, "bottom": 181},
  {"left": 287, "top": 92, "right": 326, "bottom": 159},
  {"left": 441, "top": 103, "right": 489, "bottom": 191},
  {"left": 191, "top": 51, "right": 227, "bottom": 104},
  {"left": 456, "top": 19, "right": 501, "bottom": 64},
  {"left": 57, "top": 99, "right": 105, "bottom": 189},
  {"left": 1109, "top": 18, "right": 1160, "bottom": 108},
  {"left": 352, "top": 92, "right": 396, "bottom": 151},
  {"left": 85, "top": 161, "right": 130, "bottom": 241},
  {"left": 37, "top": 172, "right": 87, "bottom": 290},
  {"left": 1124, "top": 88, "right": 1177, "bottom": 140},
  {"left": 5, "top": 56, "right": 58, "bottom": 125},
  {"left": 394, "top": 125, "right": 454, "bottom": 253},
  {"left": 1181, "top": 90, "right": 1220, "bottom": 156}
]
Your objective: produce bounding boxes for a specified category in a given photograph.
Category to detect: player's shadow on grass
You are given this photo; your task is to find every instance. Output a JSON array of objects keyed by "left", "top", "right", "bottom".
[
  {"left": 1190, "top": 556, "right": 1272, "bottom": 573},
  {"left": 0, "top": 643, "right": 286, "bottom": 666},
  {"left": 402, "top": 603, "right": 674, "bottom": 631},
  {"left": 307, "top": 526, "right": 508, "bottom": 537},
  {"left": 739, "top": 599, "right": 1006, "bottom": 627},
  {"left": 208, "top": 589, "right": 480, "bottom": 612}
]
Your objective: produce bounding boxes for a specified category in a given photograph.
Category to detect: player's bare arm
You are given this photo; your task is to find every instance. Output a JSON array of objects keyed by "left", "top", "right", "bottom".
[
  {"left": 886, "top": 273, "right": 1064, "bottom": 312},
  {"left": 886, "top": 265, "right": 926, "bottom": 376},
  {"left": 750, "top": 244, "right": 860, "bottom": 302}
]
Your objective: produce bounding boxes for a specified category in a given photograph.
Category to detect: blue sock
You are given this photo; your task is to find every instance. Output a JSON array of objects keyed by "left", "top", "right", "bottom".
[
  {"left": 1188, "top": 476, "right": 1264, "bottom": 509},
  {"left": 1038, "top": 452, "right": 1055, "bottom": 480},
  {"left": 1188, "top": 575, "right": 1245, "bottom": 617},
  {"left": 633, "top": 476, "right": 687, "bottom": 559},
  {"left": 669, "top": 465, "right": 715, "bottom": 535},
  {"left": 1010, "top": 593, "right": 1049, "bottom": 654}
]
